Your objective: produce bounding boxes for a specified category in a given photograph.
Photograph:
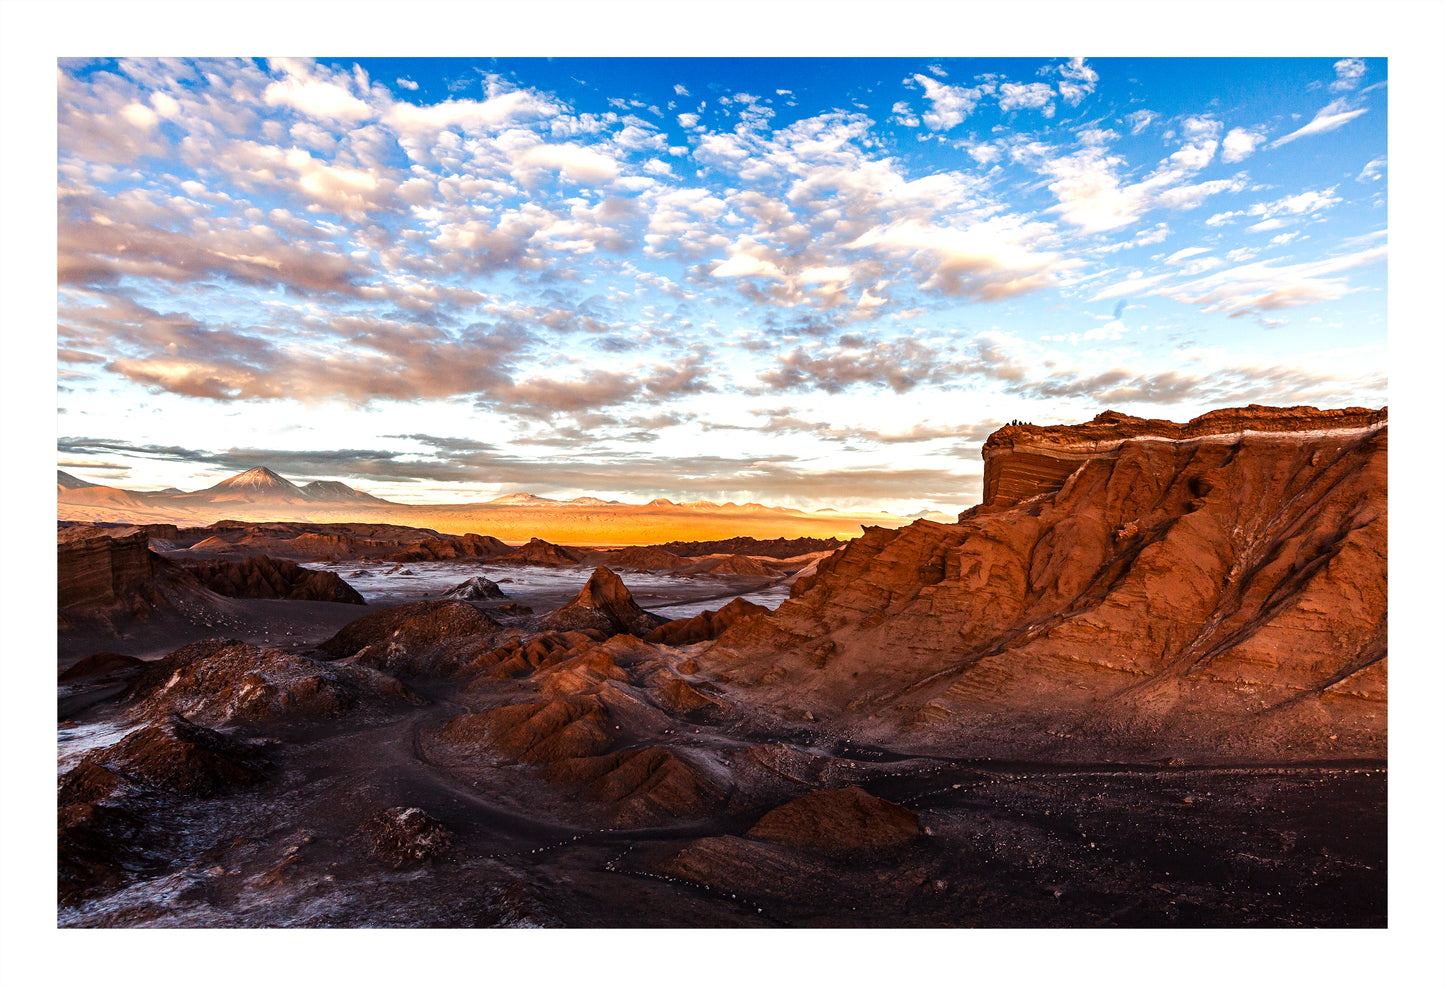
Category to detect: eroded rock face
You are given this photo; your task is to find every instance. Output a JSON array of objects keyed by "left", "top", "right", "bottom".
[
  {"left": 493, "top": 538, "right": 587, "bottom": 567},
  {"left": 541, "top": 567, "right": 667, "bottom": 638},
  {"left": 63, "top": 713, "right": 269, "bottom": 798},
  {"left": 981, "top": 404, "right": 1387, "bottom": 508},
  {"left": 438, "top": 695, "right": 613, "bottom": 763},
  {"left": 541, "top": 746, "right": 723, "bottom": 825},
  {"left": 389, "top": 533, "right": 512, "bottom": 563},
  {"left": 707, "top": 406, "right": 1388, "bottom": 759},
  {"left": 181, "top": 555, "right": 365, "bottom": 604},
  {"left": 747, "top": 786, "right": 920, "bottom": 851},
  {"left": 318, "top": 600, "right": 504, "bottom": 672},
  {"left": 647, "top": 597, "right": 769, "bottom": 647},
  {"left": 123, "top": 639, "right": 421, "bottom": 727},
  {"left": 57, "top": 530, "right": 158, "bottom": 609}
]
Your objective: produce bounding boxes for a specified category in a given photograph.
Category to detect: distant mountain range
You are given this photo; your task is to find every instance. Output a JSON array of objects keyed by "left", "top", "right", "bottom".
[
  {"left": 55, "top": 466, "right": 922, "bottom": 544},
  {"left": 59, "top": 467, "right": 393, "bottom": 506}
]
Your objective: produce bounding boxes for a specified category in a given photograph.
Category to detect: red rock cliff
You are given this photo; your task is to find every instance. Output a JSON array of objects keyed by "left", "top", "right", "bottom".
[
  {"left": 705, "top": 405, "right": 1387, "bottom": 760},
  {"left": 982, "top": 404, "right": 1387, "bottom": 508}
]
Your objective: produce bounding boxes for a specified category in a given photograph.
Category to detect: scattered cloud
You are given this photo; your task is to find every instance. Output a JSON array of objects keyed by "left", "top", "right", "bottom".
[{"left": 1271, "top": 98, "right": 1368, "bottom": 147}]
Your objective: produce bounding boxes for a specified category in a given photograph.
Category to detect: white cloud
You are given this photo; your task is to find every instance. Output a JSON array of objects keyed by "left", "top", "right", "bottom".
[
  {"left": 263, "top": 73, "right": 373, "bottom": 123},
  {"left": 385, "top": 90, "right": 559, "bottom": 138},
  {"left": 1163, "top": 244, "right": 1387, "bottom": 316},
  {"left": 1331, "top": 58, "right": 1367, "bottom": 93},
  {"left": 1124, "top": 109, "right": 1157, "bottom": 135},
  {"left": 1221, "top": 126, "right": 1267, "bottom": 163},
  {"left": 120, "top": 102, "right": 158, "bottom": 129},
  {"left": 396, "top": 78, "right": 419, "bottom": 91},
  {"left": 908, "top": 74, "right": 983, "bottom": 130},
  {"left": 998, "top": 82, "right": 1056, "bottom": 117},
  {"left": 1090, "top": 271, "right": 1173, "bottom": 301},
  {"left": 1055, "top": 57, "right": 1099, "bottom": 106},
  {"left": 1270, "top": 232, "right": 1300, "bottom": 245},
  {"left": 890, "top": 101, "right": 920, "bottom": 128},
  {"left": 674, "top": 84, "right": 690, "bottom": 96},
  {"left": 1357, "top": 156, "right": 1387, "bottom": 182},
  {"left": 1166, "top": 247, "right": 1210, "bottom": 264},
  {"left": 1272, "top": 98, "right": 1368, "bottom": 147}
]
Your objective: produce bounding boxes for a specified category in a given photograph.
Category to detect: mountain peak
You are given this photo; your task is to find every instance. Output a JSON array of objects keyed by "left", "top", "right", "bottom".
[
  {"left": 57, "top": 470, "right": 97, "bottom": 490},
  {"left": 212, "top": 467, "right": 299, "bottom": 491}
]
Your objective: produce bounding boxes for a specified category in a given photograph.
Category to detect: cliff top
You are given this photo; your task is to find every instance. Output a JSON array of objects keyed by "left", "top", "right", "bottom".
[{"left": 983, "top": 404, "right": 1388, "bottom": 453}]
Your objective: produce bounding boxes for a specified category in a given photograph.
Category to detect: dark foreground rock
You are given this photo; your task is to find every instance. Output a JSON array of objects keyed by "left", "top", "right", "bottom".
[
  {"left": 122, "top": 639, "right": 421, "bottom": 727},
  {"left": 360, "top": 807, "right": 455, "bottom": 866},
  {"left": 747, "top": 786, "right": 920, "bottom": 851},
  {"left": 181, "top": 555, "right": 365, "bottom": 604}
]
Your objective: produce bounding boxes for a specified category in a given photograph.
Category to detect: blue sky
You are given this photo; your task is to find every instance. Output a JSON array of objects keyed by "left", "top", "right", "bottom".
[{"left": 55, "top": 55, "right": 1388, "bottom": 512}]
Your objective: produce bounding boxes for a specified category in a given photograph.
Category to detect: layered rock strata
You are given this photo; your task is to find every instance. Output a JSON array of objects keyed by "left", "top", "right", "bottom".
[{"left": 705, "top": 406, "right": 1388, "bottom": 759}]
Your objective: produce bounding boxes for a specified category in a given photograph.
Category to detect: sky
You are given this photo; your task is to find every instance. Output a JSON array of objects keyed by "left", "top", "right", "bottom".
[{"left": 55, "top": 55, "right": 1389, "bottom": 513}]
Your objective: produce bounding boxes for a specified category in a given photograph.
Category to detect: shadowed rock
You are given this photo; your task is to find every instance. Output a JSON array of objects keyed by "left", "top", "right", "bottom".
[
  {"left": 360, "top": 807, "right": 455, "bottom": 867},
  {"left": 59, "top": 652, "right": 144, "bottom": 682},
  {"left": 541, "top": 746, "right": 723, "bottom": 826},
  {"left": 123, "top": 639, "right": 421, "bottom": 727},
  {"left": 493, "top": 538, "right": 588, "bottom": 567},
  {"left": 438, "top": 695, "right": 613, "bottom": 763},
  {"left": 647, "top": 597, "right": 769, "bottom": 646},
  {"left": 747, "top": 786, "right": 920, "bottom": 851},
  {"left": 541, "top": 567, "right": 667, "bottom": 638},
  {"left": 181, "top": 555, "right": 365, "bottom": 604},
  {"left": 319, "top": 600, "right": 503, "bottom": 661},
  {"left": 63, "top": 713, "right": 269, "bottom": 799}
]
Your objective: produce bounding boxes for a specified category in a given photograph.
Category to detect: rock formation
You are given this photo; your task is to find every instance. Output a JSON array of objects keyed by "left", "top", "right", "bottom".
[
  {"left": 181, "top": 555, "right": 365, "bottom": 604},
  {"left": 359, "top": 807, "right": 455, "bottom": 866},
  {"left": 746, "top": 786, "right": 920, "bottom": 850},
  {"left": 541, "top": 567, "right": 668, "bottom": 638},
  {"left": 318, "top": 600, "right": 507, "bottom": 677},
  {"left": 492, "top": 538, "right": 588, "bottom": 567},
  {"left": 441, "top": 575, "right": 506, "bottom": 600},
  {"left": 654, "top": 536, "right": 846, "bottom": 559},
  {"left": 647, "top": 597, "right": 769, "bottom": 646},
  {"left": 123, "top": 639, "right": 421, "bottom": 727},
  {"left": 705, "top": 405, "right": 1388, "bottom": 760},
  {"left": 981, "top": 404, "right": 1387, "bottom": 508}
]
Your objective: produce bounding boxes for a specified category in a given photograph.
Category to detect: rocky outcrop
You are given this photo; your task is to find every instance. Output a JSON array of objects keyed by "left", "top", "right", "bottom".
[
  {"left": 653, "top": 536, "right": 846, "bottom": 559},
  {"left": 746, "top": 786, "right": 920, "bottom": 850},
  {"left": 647, "top": 597, "right": 770, "bottom": 646},
  {"left": 541, "top": 567, "right": 667, "bottom": 638},
  {"left": 359, "top": 807, "right": 455, "bottom": 866},
  {"left": 541, "top": 746, "right": 723, "bottom": 825},
  {"left": 57, "top": 529, "right": 162, "bottom": 609},
  {"left": 61, "top": 713, "right": 269, "bottom": 799},
  {"left": 122, "top": 639, "right": 421, "bottom": 727},
  {"left": 181, "top": 555, "right": 365, "bottom": 604},
  {"left": 388, "top": 533, "right": 513, "bottom": 563},
  {"left": 318, "top": 600, "right": 507, "bottom": 677},
  {"left": 982, "top": 404, "right": 1387, "bottom": 508},
  {"left": 492, "top": 538, "right": 587, "bottom": 567},
  {"left": 442, "top": 576, "right": 506, "bottom": 600},
  {"left": 438, "top": 695, "right": 613, "bottom": 763},
  {"left": 706, "top": 406, "right": 1388, "bottom": 760}
]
